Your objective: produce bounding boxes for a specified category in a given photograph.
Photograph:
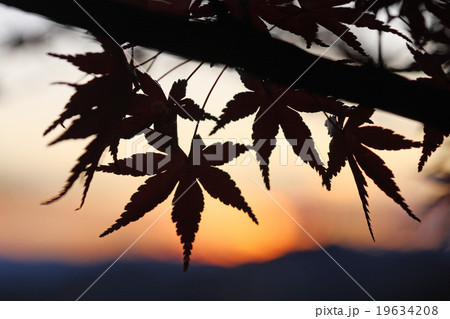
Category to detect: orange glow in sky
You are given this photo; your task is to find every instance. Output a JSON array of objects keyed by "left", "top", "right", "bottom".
[{"left": 0, "top": 24, "right": 448, "bottom": 268}]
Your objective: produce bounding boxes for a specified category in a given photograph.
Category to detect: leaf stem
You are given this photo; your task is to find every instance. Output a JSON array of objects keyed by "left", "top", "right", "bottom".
[
  {"left": 145, "top": 56, "right": 157, "bottom": 73},
  {"left": 303, "top": 90, "right": 343, "bottom": 133},
  {"left": 192, "top": 65, "right": 227, "bottom": 138},
  {"left": 378, "top": 30, "right": 384, "bottom": 68},
  {"left": 157, "top": 59, "right": 192, "bottom": 82},
  {"left": 134, "top": 51, "right": 163, "bottom": 69},
  {"left": 186, "top": 62, "right": 204, "bottom": 82}
]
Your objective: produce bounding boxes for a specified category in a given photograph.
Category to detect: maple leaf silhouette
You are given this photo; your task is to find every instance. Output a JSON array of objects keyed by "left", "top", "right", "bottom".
[
  {"left": 97, "top": 139, "right": 257, "bottom": 271},
  {"left": 264, "top": 0, "right": 410, "bottom": 54},
  {"left": 408, "top": 45, "right": 449, "bottom": 171},
  {"left": 43, "top": 43, "right": 216, "bottom": 209},
  {"left": 47, "top": 52, "right": 116, "bottom": 75},
  {"left": 43, "top": 44, "right": 134, "bottom": 208},
  {"left": 408, "top": 45, "right": 449, "bottom": 88},
  {"left": 211, "top": 69, "right": 345, "bottom": 190},
  {"left": 418, "top": 126, "right": 450, "bottom": 172},
  {"left": 326, "top": 106, "right": 422, "bottom": 240},
  {"left": 191, "top": 0, "right": 408, "bottom": 54},
  {"left": 127, "top": 71, "right": 217, "bottom": 141}
]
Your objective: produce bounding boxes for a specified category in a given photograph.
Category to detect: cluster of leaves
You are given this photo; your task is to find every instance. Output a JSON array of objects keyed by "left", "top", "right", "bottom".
[
  {"left": 189, "top": 0, "right": 409, "bottom": 55},
  {"left": 356, "top": 0, "right": 450, "bottom": 49},
  {"left": 42, "top": 1, "right": 449, "bottom": 270},
  {"left": 353, "top": 0, "right": 450, "bottom": 174},
  {"left": 210, "top": 69, "right": 346, "bottom": 189},
  {"left": 407, "top": 46, "right": 450, "bottom": 171},
  {"left": 45, "top": 38, "right": 237, "bottom": 270}
]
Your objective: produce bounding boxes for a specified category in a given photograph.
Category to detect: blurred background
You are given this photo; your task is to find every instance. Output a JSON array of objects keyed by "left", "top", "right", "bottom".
[{"left": 0, "top": 3, "right": 448, "bottom": 300}]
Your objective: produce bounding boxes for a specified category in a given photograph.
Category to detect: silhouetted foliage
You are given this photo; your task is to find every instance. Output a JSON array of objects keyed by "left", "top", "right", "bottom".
[
  {"left": 97, "top": 140, "right": 257, "bottom": 271},
  {"left": 2, "top": 0, "right": 449, "bottom": 269},
  {"left": 407, "top": 45, "right": 450, "bottom": 172},
  {"left": 42, "top": 39, "right": 134, "bottom": 208},
  {"left": 325, "top": 107, "right": 421, "bottom": 240}
]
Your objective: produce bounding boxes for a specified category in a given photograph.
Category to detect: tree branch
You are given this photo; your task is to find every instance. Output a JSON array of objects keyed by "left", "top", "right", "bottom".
[{"left": 2, "top": 0, "right": 449, "bottom": 132}]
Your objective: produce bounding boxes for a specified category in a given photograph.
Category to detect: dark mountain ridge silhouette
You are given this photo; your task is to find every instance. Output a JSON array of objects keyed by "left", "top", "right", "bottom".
[{"left": 0, "top": 246, "right": 448, "bottom": 300}]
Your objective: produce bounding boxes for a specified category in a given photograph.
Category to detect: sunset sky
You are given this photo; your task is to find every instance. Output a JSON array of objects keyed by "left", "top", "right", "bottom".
[{"left": 0, "top": 4, "right": 448, "bottom": 269}]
